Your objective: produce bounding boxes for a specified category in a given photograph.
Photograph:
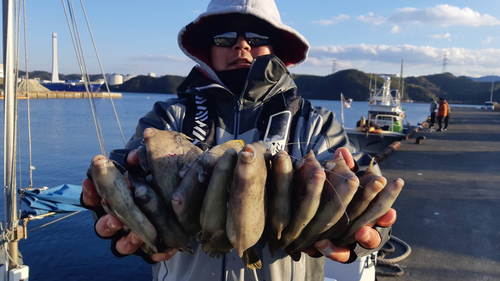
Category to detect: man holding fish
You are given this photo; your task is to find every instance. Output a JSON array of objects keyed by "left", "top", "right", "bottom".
[{"left": 82, "top": 0, "right": 402, "bottom": 280}]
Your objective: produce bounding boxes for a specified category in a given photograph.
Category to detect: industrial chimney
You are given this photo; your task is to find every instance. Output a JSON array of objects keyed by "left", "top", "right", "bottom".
[{"left": 51, "top": 33, "right": 60, "bottom": 83}]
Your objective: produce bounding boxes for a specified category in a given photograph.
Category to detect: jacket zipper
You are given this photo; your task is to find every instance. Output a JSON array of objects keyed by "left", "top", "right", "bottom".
[{"left": 233, "top": 64, "right": 254, "bottom": 139}]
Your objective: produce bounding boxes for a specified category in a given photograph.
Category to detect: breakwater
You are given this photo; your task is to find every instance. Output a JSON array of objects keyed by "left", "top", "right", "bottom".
[{"left": 1, "top": 91, "right": 122, "bottom": 99}]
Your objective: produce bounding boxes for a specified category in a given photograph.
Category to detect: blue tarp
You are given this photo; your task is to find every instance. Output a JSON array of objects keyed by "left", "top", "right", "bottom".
[{"left": 21, "top": 184, "right": 88, "bottom": 217}]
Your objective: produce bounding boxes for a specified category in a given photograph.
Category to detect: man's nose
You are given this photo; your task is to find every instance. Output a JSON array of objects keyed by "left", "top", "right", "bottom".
[{"left": 232, "top": 36, "right": 250, "bottom": 51}]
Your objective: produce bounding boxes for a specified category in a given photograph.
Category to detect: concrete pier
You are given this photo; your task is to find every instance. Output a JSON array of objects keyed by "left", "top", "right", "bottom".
[
  {"left": 377, "top": 108, "right": 500, "bottom": 280},
  {"left": 1, "top": 91, "right": 122, "bottom": 99}
]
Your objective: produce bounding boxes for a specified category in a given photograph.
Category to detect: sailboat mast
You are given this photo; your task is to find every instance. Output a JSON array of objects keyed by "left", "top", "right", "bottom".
[{"left": 3, "top": 0, "right": 21, "bottom": 270}]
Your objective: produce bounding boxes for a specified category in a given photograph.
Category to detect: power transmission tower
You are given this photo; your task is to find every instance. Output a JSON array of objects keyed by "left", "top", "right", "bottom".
[
  {"left": 332, "top": 59, "right": 337, "bottom": 74},
  {"left": 442, "top": 52, "right": 449, "bottom": 73}
]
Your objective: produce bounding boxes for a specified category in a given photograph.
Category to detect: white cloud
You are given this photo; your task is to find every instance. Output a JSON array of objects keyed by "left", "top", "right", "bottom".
[
  {"left": 390, "top": 25, "right": 403, "bottom": 34},
  {"left": 132, "top": 54, "right": 189, "bottom": 62},
  {"left": 313, "top": 14, "right": 350, "bottom": 26},
  {"left": 358, "top": 5, "right": 500, "bottom": 27},
  {"left": 297, "top": 44, "right": 500, "bottom": 77},
  {"left": 389, "top": 4, "right": 500, "bottom": 27},
  {"left": 482, "top": 36, "right": 494, "bottom": 45},
  {"left": 357, "top": 12, "right": 387, "bottom": 25},
  {"left": 429, "top": 33, "right": 451, "bottom": 40}
]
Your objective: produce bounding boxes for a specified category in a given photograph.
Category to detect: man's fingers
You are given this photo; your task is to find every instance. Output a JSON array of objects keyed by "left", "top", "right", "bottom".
[
  {"left": 314, "top": 239, "right": 350, "bottom": 263},
  {"left": 126, "top": 149, "right": 140, "bottom": 166},
  {"left": 82, "top": 178, "right": 101, "bottom": 208},
  {"left": 151, "top": 249, "right": 178, "bottom": 262},
  {"left": 377, "top": 208, "right": 397, "bottom": 228},
  {"left": 355, "top": 226, "right": 382, "bottom": 249},
  {"left": 115, "top": 232, "right": 144, "bottom": 256},
  {"left": 334, "top": 147, "right": 355, "bottom": 170},
  {"left": 95, "top": 214, "right": 124, "bottom": 238}
]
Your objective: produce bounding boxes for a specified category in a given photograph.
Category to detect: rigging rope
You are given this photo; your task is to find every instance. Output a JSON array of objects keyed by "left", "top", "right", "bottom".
[
  {"left": 79, "top": 0, "right": 126, "bottom": 147},
  {"left": 61, "top": 0, "right": 107, "bottom": 156}
]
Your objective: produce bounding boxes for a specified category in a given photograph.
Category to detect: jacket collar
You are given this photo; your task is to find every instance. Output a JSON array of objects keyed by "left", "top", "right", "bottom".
[{"left": 177, "top": 54, "right": 297, "bottom": 104}]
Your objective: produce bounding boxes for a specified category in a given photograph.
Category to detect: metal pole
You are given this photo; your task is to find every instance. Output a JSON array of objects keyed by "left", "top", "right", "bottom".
[{"left": 3, "top": 0, "right": 20, "bottom": 270}]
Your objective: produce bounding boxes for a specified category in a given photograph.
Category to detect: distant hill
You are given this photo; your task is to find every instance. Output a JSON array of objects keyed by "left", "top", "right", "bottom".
[
  {"left": 466, "top": 75, "right": 500, "bottom": 83},
  {"left": 11, "top": 70, "right": 499, "bottom": 104}
]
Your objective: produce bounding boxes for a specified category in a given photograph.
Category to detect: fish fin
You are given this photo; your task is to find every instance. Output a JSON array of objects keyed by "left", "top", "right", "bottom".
[{"left": 242, "top": 247, "right": 262, "bottom": 270}]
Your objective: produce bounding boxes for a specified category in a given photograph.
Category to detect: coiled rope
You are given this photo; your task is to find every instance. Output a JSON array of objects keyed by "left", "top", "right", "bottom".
[{"left": 376, "top": 236, "right": 412, "bottom": 277}]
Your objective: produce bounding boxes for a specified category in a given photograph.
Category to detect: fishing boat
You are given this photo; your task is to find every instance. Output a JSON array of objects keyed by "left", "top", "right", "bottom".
[
  {"left": 345, "top": 61, "right": 411, "bottom": 155},
  {"left": 483, "top": 80, "right": 495, "bottom": 110},
  {"left": 40, "top": 80, "right": 104, "bottom": 92}
]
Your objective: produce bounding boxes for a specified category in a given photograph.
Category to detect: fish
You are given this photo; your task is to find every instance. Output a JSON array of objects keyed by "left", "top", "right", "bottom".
[
  {"left": 143, "top": 128, "right": 203, "bottom": 209},
  {"left": 172, "top": 140, "right": 244, "bottom": 238},
  {"left": 199, "top": 148, "right": 239, "bottom": 258},
  {"left": 336, "top": 177, "right": 404, "bottom": 246},
  {"left": 132, "top": 179, "right": 192, "bottom": 254},
  {"left": 285, "top": 152, "right": 359, "bottom": 256},
  {"left": 90, "top": 154, "right": 158, "bottom": 253},
  {"left": 269, "top": 150, "right": 294, "bottom": 241},
  {"left": 320, "top": 157, "right": 386, "bottom": 241},
  {"left": 278, "top": 151, "right": 325, "bottom": 250},
  {"left": 226, "top": 141, "right": 270, "bottom": 269}
]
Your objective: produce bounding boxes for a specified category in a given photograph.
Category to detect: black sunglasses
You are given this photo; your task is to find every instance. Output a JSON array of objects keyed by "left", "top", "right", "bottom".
[{"left": 213, "top": 31, "right": 270, "bottom": 48}]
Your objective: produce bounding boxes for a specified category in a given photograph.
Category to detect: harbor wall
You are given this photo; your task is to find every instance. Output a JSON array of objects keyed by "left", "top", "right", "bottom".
[{"left": 8, "top": 91, "right": 122, "bottom": 99}]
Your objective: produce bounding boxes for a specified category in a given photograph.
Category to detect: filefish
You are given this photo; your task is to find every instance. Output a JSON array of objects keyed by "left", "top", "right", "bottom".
[
  {"left": 278, "top": 151, "right": 325, "bottom": 250},
  {"left": 199, "top": 148, "right": 239, "bottom": 258},
  {"left": 172, "top": 140, "right": 244, "bottom": 238},
  {"left": 90, "top": 155, "right": 158, "bottom": 253},
  {"left": 143, "top": 128, "right": 202, "bottom": 208},
  {"left": 320, "top": 157, "right": 386, "bottom": 241},
  {"left": 269, "top": 150, "right": 294, "bottom": 241},
  {"left": 286, "top": 152, "right": 358, "bottom": 256},
  {"left": 133, "top": 180, "right": 192, "bottom": 254},
  {"left": 337, "top": 177, "right": 404, "bottom": 246},
  {"left": 226, "top": 141, "right": 270, "bottom": 269}
]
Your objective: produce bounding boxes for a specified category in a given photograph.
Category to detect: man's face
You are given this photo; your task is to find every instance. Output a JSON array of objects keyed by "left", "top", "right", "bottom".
[{"left": 211, "top": 35, "right": 273, "bottom": 71}]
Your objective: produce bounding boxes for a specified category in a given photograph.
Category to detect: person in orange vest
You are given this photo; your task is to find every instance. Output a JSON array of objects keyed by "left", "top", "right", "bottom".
[
  {"left": 444, "top": 99, "right": 451, "bottom": 131},
  {"left": 436, "top": 97, "right": 448, "bottom": 131}
]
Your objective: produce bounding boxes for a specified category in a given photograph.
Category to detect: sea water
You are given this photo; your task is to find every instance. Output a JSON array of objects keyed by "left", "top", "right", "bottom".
[{"left": 0, "top": 93, "right": 433, "bottom": 280}]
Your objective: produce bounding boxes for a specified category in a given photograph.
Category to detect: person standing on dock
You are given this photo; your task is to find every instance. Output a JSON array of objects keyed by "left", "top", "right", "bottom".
[
  {"left": 444, "top": 99, "right": 451, "bottom": 131},
  {"left": 437, "top": 97, "right": 448, "bottom": 131},
  {"left": 81, "top": 0, "right": 401, "bottom": 280},
  {"left": 429, "top": 99, "right": 438, "bottom": 131}
]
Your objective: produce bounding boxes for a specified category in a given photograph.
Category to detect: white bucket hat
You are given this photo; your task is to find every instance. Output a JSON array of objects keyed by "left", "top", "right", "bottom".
[{"left": 178, "top": 0, "right": 309, "bottom": 72}]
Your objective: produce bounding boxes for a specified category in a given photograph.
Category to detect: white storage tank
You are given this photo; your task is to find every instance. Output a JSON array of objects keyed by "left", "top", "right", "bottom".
[
  {"left": 107, "top": 73, "right": 123, "bottom": 86},
  {"left": 123, "top": 74, "right": 137, "bottom": 82}
]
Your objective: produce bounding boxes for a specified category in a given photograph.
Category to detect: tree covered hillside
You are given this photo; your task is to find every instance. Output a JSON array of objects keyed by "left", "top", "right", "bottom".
[{"left": 13, "top": 70, "right": 500, "bottom": 104}]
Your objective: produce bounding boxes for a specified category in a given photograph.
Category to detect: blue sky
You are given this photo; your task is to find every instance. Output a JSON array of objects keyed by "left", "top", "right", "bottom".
[{"left": 6, "top": 0, "right": 500, "bottom": 78}]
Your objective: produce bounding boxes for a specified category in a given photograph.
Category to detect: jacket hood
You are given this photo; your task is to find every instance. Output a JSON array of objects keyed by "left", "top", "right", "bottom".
[{"left": 178, "top": 0, "right": 309, "bottom": 81}]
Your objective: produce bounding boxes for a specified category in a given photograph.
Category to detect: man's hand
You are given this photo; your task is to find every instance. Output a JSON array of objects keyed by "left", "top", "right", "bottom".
[
  {"left": 302, "top": 147, "right": 399, "bottom": 263},
  {"left": 82, "top": 149, "right": 176, "bottom": 262},
  {"left": 310, "top": 208, "right": 397, "bottom": 262}
]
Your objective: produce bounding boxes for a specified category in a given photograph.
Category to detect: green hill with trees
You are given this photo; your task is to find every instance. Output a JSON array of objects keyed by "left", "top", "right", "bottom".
[{"left": 15, "top": 70, "right": 500, "bottom": 104}]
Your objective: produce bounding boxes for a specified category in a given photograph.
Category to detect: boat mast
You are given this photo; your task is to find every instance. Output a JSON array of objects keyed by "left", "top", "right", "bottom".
[
  {"left": 490, "top": 79, "right": 494, "bottom": 102},
  {"left": 400, "top": 59, "right": 404, "bottom": 101},
  {"left": 3, "top": 0, "right": 21, "bottom": 270}
]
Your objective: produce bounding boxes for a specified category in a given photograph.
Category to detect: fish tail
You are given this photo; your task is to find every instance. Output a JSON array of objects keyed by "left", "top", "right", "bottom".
[{"left": 242, "top": 247, "right": 262, "bottom": 269}]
